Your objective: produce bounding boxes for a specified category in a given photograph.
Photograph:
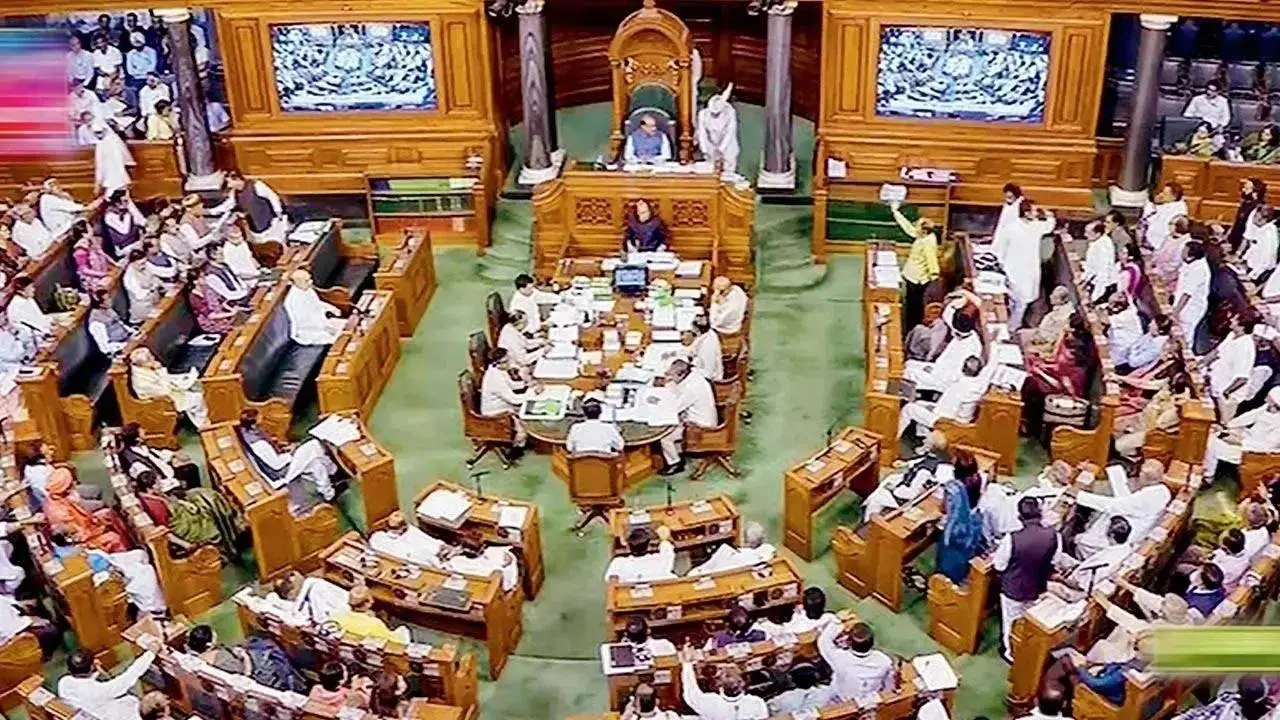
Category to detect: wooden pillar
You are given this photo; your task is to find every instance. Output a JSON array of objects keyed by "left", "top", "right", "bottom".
[
  {"left": 155, "top": 8, "right": 222, "bottom": 191},
  {"left": 512, "top": 0, "right": 561, "bottom": 185},
  {"left": 1110, "top": 14, "right": 1177, "bottom": 208},
  {"left": 758, "top": 0, "right": 796, "bottom": 191}
]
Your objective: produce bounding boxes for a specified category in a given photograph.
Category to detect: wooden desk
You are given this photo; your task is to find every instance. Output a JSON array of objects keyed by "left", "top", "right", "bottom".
[
  {"left": 373, "top": 229, "right": 437, "bottom": 338},
  {"left": 321, "top": 532, "right": 524, "bottom": 680},
  {"left": 782, "top": 427, "right": 882, "bottom": 560},
  {"left": 101, "top": 430, "right": 223, "bottom": 619},
  {"left": 413, "top": 480, "right": 546, "bottom": 600},
  {"left": 200, "top": 279, "right": 291, "bottom": 437},
  {"left": 604, "top": 557, "right": 803, "bottom": 647},
  {"left": 1005, "top": 471, "right": 1201, "bottom": 714},
  {"left": 606, "top": 495, "right": 740, "bottom": 560},
  {"left": 232, "top": 589, "right": 479, "bottom": 715},
  {"left": 317, "top": 290, "right": 401, "bottom": 418},
  {"left": 0, "top": 639, "right": 41, "bottom": 711},
  {"left": 531, "top": 163, "right": 756, "bottom": 287},
  {"left": 201, "top": 414, "right": 399, "bottom": 580},
  {"left": 831, "top": 448, "right": 998, "bottom": 612}
]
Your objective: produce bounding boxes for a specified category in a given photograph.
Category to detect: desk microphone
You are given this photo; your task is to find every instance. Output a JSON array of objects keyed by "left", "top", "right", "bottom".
[
  {"left": 470, "top": 469, "right": 490, "bottom": 499},
  {"left": 826, "top": 417, "right": 842, "bottom": 449},
  {"left": 1076, "top": 560, "right": 1111, "bottom": 597},
  {"left": 665, "top": 474, "right": 675, "bottom": 515}
]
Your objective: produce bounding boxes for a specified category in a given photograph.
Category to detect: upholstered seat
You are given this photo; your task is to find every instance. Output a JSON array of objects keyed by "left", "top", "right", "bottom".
[
  {"left": 241, "top": 301, "right": 329, "bottom": 408},
  {"left": 168, "top": 341, "right": 220, "bottom": 376},
  {"left": 55, "top": 324, "right": 113, "bottom": 402},
  {"left": 268, "top": 344, "right": 329, "bottom": 402},
  {"left": 143, "top": 296, "right": 222, "bottom": 375},
  {"left": 331, "top": 257, "right": 378, "bottom": 296},
  {"left": 308, "top": 225, "right": 377, "bottom": 304}
]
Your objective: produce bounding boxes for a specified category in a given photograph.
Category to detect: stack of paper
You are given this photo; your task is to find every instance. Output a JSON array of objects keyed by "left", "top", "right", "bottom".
[
  {"left": 674, "top": 288, "right": 703, "bottom": 300},
  {"left": 615, "top": 365, "right": 653, "bottom": 383},
  {"left": 1027, "top": 595, "right": 1086, "bottom": 629},
  {"left": 872, "top": 265, "right": 901, "bottom": 288},
  {"left": 675, "top": 306, "right": 701, "bottom": 331},
  {"left": 545, "top": 343, "right": 579, "bottom": 361},
  {"left": 548, "top": 325, "right": 579, "bottom": 344},
  {"left": 992, "top": 343, "right": 1024, "bottom": 367},
  {"left": 651, "top": 305, "right": 676, "bottom": 328},
  {"left": 498, "top": 505, "right": 529, "bottom": 529},
  {"left": 417, "top": 488, "right": 473, "bottom": 524},
  {"left": 911, "top": 654, "right": 958, "bottom": 691},
  {"left": 533, "top": 357, "right": 580, "bottom": 380},
  {"left": 309, "top": 415, "right": 362, "bottom": 446},
  {"left": 288, "top": 220, "right": 332, "bottom": 244},
  {"left": 873, "top": 250, "right": 898, "bottom": 267},
  {"left": 640, "top": 343, "right": 686, "bottom": 372},
  {"left": 549, "top": 306, "right": 583, "bottom": 327},
  {"left": 675, "top": 260, "right": 704, "bottom": 277}
]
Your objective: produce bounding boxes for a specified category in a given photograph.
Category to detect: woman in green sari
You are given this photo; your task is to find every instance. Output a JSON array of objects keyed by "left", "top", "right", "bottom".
[
  {"left": 1243, "top": 124, "right": 1280, "bottom": 164},
  {"left": 134, "top": 469, "right": 245, "bottom": 560}
]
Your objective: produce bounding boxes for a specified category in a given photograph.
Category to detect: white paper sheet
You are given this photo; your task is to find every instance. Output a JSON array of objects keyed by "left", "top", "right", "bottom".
[
  {"left": 911, "top": 654, "right": 958, "bottom": 691},
  {"left": 417, "top": 488, "right": 474, "bottom": 524},
  {"left": 309, "top": 415, "right": 361, "bottom": 446}
]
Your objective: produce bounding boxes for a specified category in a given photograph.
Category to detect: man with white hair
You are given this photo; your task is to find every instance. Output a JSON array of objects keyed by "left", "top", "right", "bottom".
[
  {"left": 863, "top": 431, "right": 950, "bottom": 519},
  {"left": 283, "top": 270, "right": 345, "bottom": 346},
  {"left": 897, "top": 355, "right": 990, "bottom": 438},
  {"left": 123, "top": 32, "right": 156, "bottom": 86},
  {"left": 1074, "top": 460, "right": 1170, "bottom": 558},
  {"left": 654, "top": 359, "right": 717, "bottom": 476},
  {"left": 38, "top": 179, "right": 91, "bottom": 237},
  {"left": 709, "top": 276, "right": 748, "bottom": 335},
  {"left": 679, "top": 646, "right": 768, "bottom": 720},
  {"left": 1204, "top": 387, "right": 1280, "bottom": 477},
  {"left": 10, "top": 205, "right": 55, "bottom": 259},
  {"left": 688, "top": 521, "right": 775, "bottom": 576}
]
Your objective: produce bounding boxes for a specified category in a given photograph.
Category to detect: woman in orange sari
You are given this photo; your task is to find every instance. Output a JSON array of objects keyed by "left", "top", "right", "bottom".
[{"left": 43, "top": 468, "right": 129, "bottom": 553}]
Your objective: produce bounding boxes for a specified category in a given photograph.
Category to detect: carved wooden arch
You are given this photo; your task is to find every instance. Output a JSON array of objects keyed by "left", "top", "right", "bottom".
[{"left": 607, "top": 0, "right": 695, "bottom": 163}]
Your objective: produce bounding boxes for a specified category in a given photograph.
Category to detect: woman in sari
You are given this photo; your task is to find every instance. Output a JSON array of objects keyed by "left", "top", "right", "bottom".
[
  {"left": 189, "top": 271, "right": 239, "bottom": 334},
  {"left": 43, "top": 468, "right": 129, "bottom": 553},
  {"left": 128, "top": 347, "right": 210, "bottom": 428},
  {"left": 71, "top": 221, "right": 114, "bottom": 292},
  {"left": 1244, "top": 124, "right": 1280, "bottom": 165},
  {"left": 1119, "top": 238, "right": 1146, "bottom": 299},
  {"left": 936, "top": 450, "right": 985, "bottom": 585},
  {"left": 133, "top": 469, "right": 243, "bottom": 559}
]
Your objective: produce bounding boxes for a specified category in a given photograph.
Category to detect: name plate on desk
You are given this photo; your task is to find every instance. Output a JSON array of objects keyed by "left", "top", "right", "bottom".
[
  {"left": 228, "top": 459, "right": 246, "bottom": 473},
  {"left": 693, "top": 577, "right": 716, "bottom": 592},
  {"left": 804, "top": 459, "right": 825, "bottom": 474},
  {"left": 832, "top": 440, "right": 854, "bottom": 454},
  {"left": 690, "top": 500, "right": 713, "bottom": 514},
  {"left": 653, "top": 669, "right": 673, "bottom": 685},
  {"left": 407, "top": 643, "right": 433, "bottom": 660},
  {"left": 724, "top": 642, "right": 751, "bottom": 659},
  {"left": 629, "top": 584, "right": 653, "bottom": 599},
  {"left": 360, "top": 442, "right": 377, "bottom": 457},
  {"left": 664, "top": 606, "right": 682, "bottom": 620},
  {"left": 243, "top": 481, "right": 264, "bottom": 497}
]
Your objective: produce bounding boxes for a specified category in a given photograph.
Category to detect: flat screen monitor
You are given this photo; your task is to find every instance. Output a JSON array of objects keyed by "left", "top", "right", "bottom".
[
  {"left": 613, "top": 265, "right": 648, "bottom": 295},
  {"left": 875, "top": 26, "right": 1050, "bottom": 123},
  {"left": 270, "top": 22, "right": 438, "bottom": 112}
]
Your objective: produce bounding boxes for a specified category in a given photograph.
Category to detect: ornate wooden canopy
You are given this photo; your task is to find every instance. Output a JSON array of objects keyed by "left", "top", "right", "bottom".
[{"left": 607, "top": 0, "right": 695, "bottom": 162}]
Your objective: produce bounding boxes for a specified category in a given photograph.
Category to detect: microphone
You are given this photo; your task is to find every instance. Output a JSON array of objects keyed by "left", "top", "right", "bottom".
[
  {"left": 665, "top": 474, "right": 675, "bottom": 515},
  {"left": 469, "top": 469, "right": 490, "bottom": 499},
  {"left": 826, "top": 416, "right": 842, "bottom": 449}
]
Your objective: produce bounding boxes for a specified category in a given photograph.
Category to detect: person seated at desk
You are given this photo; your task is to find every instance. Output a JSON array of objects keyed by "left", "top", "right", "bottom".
[
  {"left": 769, "top": 663, "right": 836, "bottom": 716},
  {"left": 0, "top": 312, "right": 34, "bottom": 422},
  {"left": 10, "top": 204, "right": 54, "bottom": 259},
  {"left": 1241, "top": 125, "right": 1280, "bottom": 165},
  {"left": 1240, "top": 206, "right": 1279, "bottom": 283},
  {"left": 902, "top": 300, "right": 983, "bottom": 394},
  {"left": 1175, "top": 121, "right": 1223, "bottom": 158},
  {"left": 1013, "top": 689, "right": 1069, "bottom": 720},
  {"left": 21, "top": 443, "right": 103, "bottom": 511},
  {"left": 624, "top": 114, "right": 673, "bottom": 165},
  {"left": 621, "top": 682, "right": 681, "bottom": 720},
  {"left": 1074, "top": 459, "right": 1170, "bottom": 557},
  {"left": 223, "top": 224, "right": 264, "bottom": 278},
  {"left": 144, "top": 99, "right": 178, "bottom": 141},
  {"left": 0, "top": 573, "right": 60, "bottom": 658},
  {"left": 49, "top": 531, "right": 167, "bottom": 617},
  {"left": 1206, "top": 310, "right": 1260, "bottom": 419},
  {"left": 994, "top": 497, "right": 1062, "bottom": 662},
  {"left": 1047, "top": 634, "right": 1151, "bottom": 709},
  {"left": 1049, "top": 516, "right": 1132, "bottom": 602},
  {"left": 237, "top": 409, "right": 340, "bottom": 513},
  {"left": 73, "top": 222, "right": 116, "bottom": 293},
  {"left": 1023, "top": 313, "right": 1095, "bottom": 433},
  {"left": 897, "top": 355, "right": 989, "bottom": 439},
  {"left": 905, "top": 308, "right": 948, "bottom": 363},
  {"left": 44, "top": 468, "right": 130, "bottom": 553},
  {"left": 284, "top": 269, "right": 344, "bottom": 346},
  {"left": 185, "top": 623, "right": 307, "bottom": 693},
  {"left": 443, "top": 530, "right": 520, "bottom": 590},
  {"left": 333, "top": 582, "right": 412, "bottom": 643},
  {"left": 1019, "top": 286, "right": 1073, "bottom": 360},
  {"left": 58, "top": 642, "right": 159, "bottom": 720},
  {"left": 308, "top": 660, "right": 373, "bottom": 713},
  {"left": 863, "top": 432, "right": 950, "bottom": 519},
  {"left": 689, "top": 521, "right": 775, "bottom": 577},
  {"left": 1083, "top": 221, "right": 1119, "bottom": 303},
  {"left": 710, "top": 276, "right": 748, "bottom": 335},
  {"left": 756, "top": 586, "right": 839, "bottom": 638},
  {"left": 604, "top": 525, "right": 675, "bottom": 583},
  {"left": 370, "top": 511, "right": 450, "bottom": 563},
  {"left": 138, "top": 72, "right": 171, "bottom": 121},
  {"left": 128, "top": 347, "right": 211, "bottom": 428},
  {"left": 497, "top": 309, "right": 545, "bottom": 371},
  {"left": 123, "top": 247, "right": 162, "bottom": 323},
  {"left": 679, "top": 646, "right": 769, "bottom": 720},
  {"left": 1114, "top": 372, "right": 1187, "bottom": 459},
  {"left": 480, "top": 348, "right": 530, "bottom": 457},
  {"left": 134, "top": 469, "right": 243, "bottom": 560},
  {"left": 706, "top": 605, "right": 766, "bottom": 649},
  {"left": 102, "top": 189, "right": 146, "bottom": 259},
  {"left": 817, "top": 620, "right": 896, "bottom": 704},
  {"left": 1183, "top": 80, "right": 1232, "bottom": 130},
  {"left": 1204, "top": 387, "right": 1280, "bottom": 477},
  {"left": 620, "top": 616, "right": 677, "bottom": 659},
  {"left": 566, "top": 398, "right": 624, "bottom": 455},
  {"left": 38, "top": 178, "right": 93, "bottom": 238},
  {"left": 1104, "top": 294, "right": 1156, "bottom": 373},
  {"left": 87, "top": 288, "right": 132, "bottom": 356},
  {"left": 1208, "top": 528, "right": 1252, "bottom": 589},
  {"left": 146, "top": 241, "right": 181, "bottom": 283},
  {"left": 653, "top": 359, "right": 717, "bottom": 476},
  {"left": 509, "top": 273, "right": 558, "bottom": 334},
  {"left": 7, "top": 275, "right": 62, "bottom": 338},
  {"left": 192, "top": 268, "right": 242, "bottom": 335},
  {"left": 267, "top": 570, "right": 351, "bottom": 624},
  {"left": 624, "top": 199, "right": 668, "bottom": 253},
  {"left": 685, "top": 315, "right": 723, "bottom": 381}
]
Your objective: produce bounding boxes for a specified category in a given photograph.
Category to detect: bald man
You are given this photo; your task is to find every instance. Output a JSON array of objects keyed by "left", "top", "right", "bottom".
[
  {"left": 709, "top": 276, "right": 748, "bottom": 335},
  {"left": 688, "top": 522, "right": 775, "bottom": 576}
]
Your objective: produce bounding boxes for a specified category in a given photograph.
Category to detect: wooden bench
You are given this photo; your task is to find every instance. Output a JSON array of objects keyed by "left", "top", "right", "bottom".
[
  {"left": 100, "top": 429, "right": 223, "bottom": 618},
  {"left": 300, "top": 219, "right": 379, "bottom": 313},
  {"left": 604, "top": 557, "right": 803, "bottom": 647},
  {"left": 373, "top": 229, "right": 437, "bottom": 338},
  {"left": 320, "top": 532, "right": 524, "bottom": 680},
  {"left": 412, "top": 480, "right": 545, "bottom": 600},
  {"left": 232, "top": 588, "right": 479, "bottom": 715},
  {"left": 606, "top": 495, "right": 740, "bottom": 562},
  {"left": 316, "top": 290, "right": 401, "bottom": 418},
  {"left": 782, "top": 427, "right": 881, "bottom": 560}
]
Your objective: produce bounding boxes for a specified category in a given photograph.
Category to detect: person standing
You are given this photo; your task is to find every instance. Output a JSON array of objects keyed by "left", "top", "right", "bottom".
[
  {"left": 1002, "top": 201, "right": 1056, "bottom": 329},
  {"left": 993, "top": 497, "right": 1060, "bottom": 662},
  {"left": 891, "top": 202, "right": 939, "bottom": 332},
  {"left": 213, "top": 171, "right": 288, "bottom": 243}
]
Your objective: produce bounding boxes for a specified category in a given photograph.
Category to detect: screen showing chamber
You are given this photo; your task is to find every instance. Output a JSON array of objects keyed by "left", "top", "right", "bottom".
[
  {"left": 270, "top": 22, "right": 437, "bottom": 112},
  {"left": 875, "top": 25, "right": 1050, "bottom": 123}
]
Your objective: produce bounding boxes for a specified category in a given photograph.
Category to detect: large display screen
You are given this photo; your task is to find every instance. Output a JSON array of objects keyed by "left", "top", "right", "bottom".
[
  {"left": 270, "top": 22, "right": 437, "bottom": 112},
  {"left": 875, "top": 26, "right": 1050, "bottom": 123}
]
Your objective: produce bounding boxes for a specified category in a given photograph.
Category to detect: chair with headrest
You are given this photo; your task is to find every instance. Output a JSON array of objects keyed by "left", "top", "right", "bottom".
[
  {"left": 468, "top": 331, "right": 490, "bottom": 383},
  {"left": 622, "top": 84, "right": 678, "bottom": 159},
  {"left": 485, "top": 291, "right": 507, "bottom": 349},
  {"left": 685, "top": 382, "right": 742, "bottom": 481},
  {"left": 566, "top": 450, "right": 625, "bottom": 533},
  {"left": 1189, "top": 59, "right": 1224, "bottom": 89},
  {"left": 458, "top": 370, "right": 515, "bottom": 469}
]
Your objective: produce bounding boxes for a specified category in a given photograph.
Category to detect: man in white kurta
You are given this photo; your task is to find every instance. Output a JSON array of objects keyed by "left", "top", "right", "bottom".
[
  {"left": 863, "top": 432, "right": 953, "bottom": 519},
  {"left": 1174, "top": 248, "right": 1211, "bottom": 347},
  {"left": 1206, "top": 315, "right": 1258, "bottom": 419},
  {"left": 680, "top": 650, "right": 769, "bottom": 720},
  {"left": 817, "top": 621, "right": 896, "bottom": 704},
  {"left": 1105, "top": 295, "right": 1146, "bottom": 368},
  {"left": 656, "top": 360, "right": 717, "bottom": 471},
  {"left": 565, "top": 399, "right": 624, "bottom": 455},
  {"left": 10, "top": 206, "right": 55, "bottom": 259},
  {"left": 688, "top": 522, "right": 776, "bottom": 576},
  {"left": 1052, "top": 517, "right": 1132, "bottom": 600},
  {"left": 7, "top": 278, "right": 54, "bottom": 335},
  {"left": 1141, "top": 187, "right": 1190, "bottom": 251},
  {"left": 687, "top": 318, "right": 723, "bottom": 381},
  {"left": 58, "top": 646, "right": 157, "bottom": 720},
  {"left": 480, "top": 351, "right": 528, "bottom": 447},
  {"left": 1204, "top": 387, "right": 1280, "bottom": 477},
  {"left": 38, "top": 180, "right": 88, "bottom": 237},
  {"left": 244, "top": 429, "right": 338, "bottom": 503},
  {"left": 1082, "top": 221, "right": 1118, "bottom": 302},
  {"left": 710, "top": 276, "right": 748, "bottom": 335},
  {"left": 1001, "top": 207, "right": 1056, "bottom": 328},
  {"left": 898, "top": 356, "right": 989, "bottom": 438},
  {"left": 902, "top": 302, "right": 984, "bottom": 393},
  {"left": 990, "top": 185, "right": 1024, "bottom": 262},
  {"left": 283, "top": 270, "right": 344, "bottom": 346},
  {"left": 696, "top": 85, "right": 740, "bottom": 176},
  {"left": 1242, "top": 208, "right": 1279, "bottom": 282},
  {"left": 496, "top": 311, "right": 545, "bottom": 370},
  {"left": 1074, "top": 460, "right": 1171, "bottom": 558},
  {"left": 223, "top": 229, "right": 262, "bottom": 278},
  {"left": 605, "top": 525, "right": 676, "bottom": 583},
  {"left": 92, "top": 122, "right": 135, "bottom": 194},
  {"left": 508, "top": 274, "right": 558, "bottom": 334}
]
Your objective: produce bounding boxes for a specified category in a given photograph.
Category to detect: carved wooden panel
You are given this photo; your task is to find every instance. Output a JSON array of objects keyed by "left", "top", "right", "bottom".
[
  {"left": 827, "top": 15, "right": 868, "bottom": 120},
  {"left": 442, "top": 18, "right": 478, "bottom": 112},
  {"left": 670, "top": 198, "right": 710, "bottom": 227},
  {"left": 575, "top": 197, "right": 614, "bottom": 225}
]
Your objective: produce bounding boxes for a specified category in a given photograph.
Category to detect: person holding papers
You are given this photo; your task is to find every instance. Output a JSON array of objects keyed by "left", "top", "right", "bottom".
[
  {"left": 213, "top": 171, "right": 289, "bottom": 243},
  {"left": 993, "top": 497, "right": 1061, "bottom": 662},
  {"left": 1204, "top": 387, "right": 1280, "bottom": 477},
  {"left": 604, "top": 525, "right": 676, "bottom": 583},
  {"left": 1241, "top": 205, "right": 1279, "bottom": 283},
  {"left": 709, "top": 276, "right": 748, "bottom": 335},
  {"left": 509, "top": 274, "right": 558, "bottom": 334},
  {"left": 902, "top": 297, "right": 983, "bottom": 393},
  {"left": 817, "top": 621, "right": 896, "bottom": 704},
  {"left": 863, "top": 432, "right": 951, "bottom": 519},
  {"left": 1074, "top": 459, "right": 1169, "bottom": 557},
  {"left": 898, "top": 356, "right": 989, "bottom": 438},
  {"left": 685, "top": 315, "right": 723, "bottom": 381},
  {"left": 480, "top": 349, "right": 530, "bottom": 457},
  {"left": 890, "top": 202, "right": 939, "bottom": 331},
  {"left": 497, "top": 310, "right": 545, "bottom": 371},
  {"left": 679, "top": 645, "right": 769, "bottom": 720},
  {"left": 565, "top": 399, "right": 623, "bottom": 455},
  {"left": 653, "top": 359, "right": 717, "bottom": 476},
  {"left": 688, "top": 521, "right": 775, "bottom": 576},
  {"left": 1082, "top": 220, "right": 1118, "bottom": 303}
]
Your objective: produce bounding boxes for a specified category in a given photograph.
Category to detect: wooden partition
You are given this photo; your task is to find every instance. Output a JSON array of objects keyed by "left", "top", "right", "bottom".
[
  {"left": 413, "top": 480, "right": 546, "bottom": 600},
  {"left": 604, "top": 557, "right": 802, "bottom": 646},
  {"left": 317, "top": 290, "right": 401, "bottom": 418},
  {"left": 782, "top": 427, "right": 882, "bottom": 560},
  {"left": 373, "top": 229, "right": 438, "bottom": 338},
  {"left": 531, "top": 162, "right": 757, "bottom": 286},
  {"left": 812, "top": 0, "right": 1109, "bottom": 259},
  {"left": 0, "top": 141, "right": 182, "bottom": 200},
  {"left": 862, "top": 245, "right": 907, "bottom": 467},
  {"left": 321, "top": 532, "right": 524, "bottom": 680},
  {"left": 0, "top": 636, "right": 42, "bottom": 711},
  {"left": 233, "top": 591, "right": 479, "bottom": 715},
  {"left": 605, "top": 495, "right": 740, "bottom": 561},
  {"left": 1161, "top": 155, "right": 1280, "bottom": 221}
]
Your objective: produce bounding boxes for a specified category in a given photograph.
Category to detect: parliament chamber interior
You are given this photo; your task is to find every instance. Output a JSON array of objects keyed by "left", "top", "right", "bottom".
[{"left": 4, "top": 0, "right": 1280, "bottom": 718}]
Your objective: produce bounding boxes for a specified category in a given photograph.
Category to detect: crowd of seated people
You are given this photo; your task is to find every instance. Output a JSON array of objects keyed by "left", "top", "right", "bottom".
[
  {"left": 603, "top": 519, "right": 776, "bottom": 584},
  {"left": 370, "top": 511, "right": 520, "bottom": 590}
]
